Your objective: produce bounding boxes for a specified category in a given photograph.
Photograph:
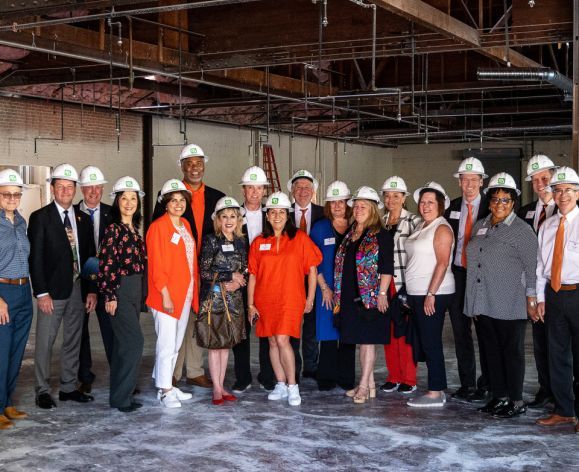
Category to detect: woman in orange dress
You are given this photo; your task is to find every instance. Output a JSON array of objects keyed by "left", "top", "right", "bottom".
[{"left": 247, "top": 191, "right": 322, "bottom": 407}]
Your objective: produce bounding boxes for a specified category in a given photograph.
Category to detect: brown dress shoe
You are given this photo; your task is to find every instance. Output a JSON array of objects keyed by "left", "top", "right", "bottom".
[
  {"left": 575, "top": 423, "right": 579, "bottom": 434},
  {"left": 79, "top": 382, "right": 92, "bottom": 394},
  {"left": 4, "top": 407, "right": 28, "bottom": 420},
  {"left": 536, "top": 414, "right": 578, "bottom": 426},
  {"left": 186, "top": 375, "right": 213, "bottom": 388},
  {"left": 0, "top": 414, "right": 14, "bottom": 430}
]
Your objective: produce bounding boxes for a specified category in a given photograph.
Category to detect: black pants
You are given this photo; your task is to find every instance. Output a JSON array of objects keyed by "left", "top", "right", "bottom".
[
  {"left": 546, "top": 285, "right": 579, "bottom": 417},
  {"left": 232, "top": 316, "right": 253, "bottom": 386},
  {"left": 532, "top": 320, "right": 552, "bottom": 397},
  {"left": 109, "top": 275, "right": 144, "bottom": 409},
  {"left": 477, "top": 316, "right": 526, "bottom": 401},
  {"left": 449, "top": 266, "right": 489, "bottom": 390},
  {"left": 301, "top": 309, "right": 319, "bottom": 373},
  {"left": 409, "top": 294, "right": 453, "bottom": 391},
  {"left": 317, "top": 340, "right": 356, "bottom": 389}
]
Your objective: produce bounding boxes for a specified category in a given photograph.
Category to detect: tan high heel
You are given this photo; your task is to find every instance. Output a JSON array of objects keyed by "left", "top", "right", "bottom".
[
  {"left": 353, "top": 385, "right": 369, "bottom": 404},
  {"left": 345, "top": 387, "right": 358, "bottom": 398},
  {"left": 368, "top": 382, "right": 376, "bottom": 399}
]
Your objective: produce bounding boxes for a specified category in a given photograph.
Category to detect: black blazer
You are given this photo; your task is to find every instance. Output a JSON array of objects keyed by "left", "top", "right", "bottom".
[
  {"left": 517, "top": 200, "right": 561, "bottom": 235},
  {"left": 241, "top": 203, "right": 267, "bottom": 248},
  {"left": 152, "top": 183, "right": 225, "bottom": 244},
  {"left": 292, "top": 202, "right": 324, "bottom": 235},
  {"left": 74, "top": 201, "right": 113, "bottom": 246},
  {"left": 444, "top": 195, "right": 490, "bottom": 264},
  {"left": 28, "top": 202, "right": 97, "bottom": 300}
]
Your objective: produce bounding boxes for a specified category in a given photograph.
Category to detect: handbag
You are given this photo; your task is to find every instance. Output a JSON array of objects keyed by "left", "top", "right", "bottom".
[{"left": 195, "top": 274, "right": 244, "bottom": 349}]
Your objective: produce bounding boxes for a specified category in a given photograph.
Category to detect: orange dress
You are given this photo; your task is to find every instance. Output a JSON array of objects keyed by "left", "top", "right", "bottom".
[{"left": 249, "top": 230, "right": 322, "bottom": 338}]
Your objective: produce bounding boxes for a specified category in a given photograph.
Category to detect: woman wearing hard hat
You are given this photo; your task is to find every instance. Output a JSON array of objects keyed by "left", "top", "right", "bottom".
[
  {"left": 98, "top": 176, "right": 147, "bottom": 413},
  {"left": 464, "top": 173, "right": 538, "bottom": 419},
  {"left": 247, "top": 191, "right": 322, "bottom": 406},
  {"left": 380, "top": 176, "right": 422, "bottom": 395},
  {"left": 309, "top": 181, "right": 356, "bottom": 392},
  {"left": 333, "top": 186, "right": 394, "bottom": 404},
  {"left": 0, "top": 169, "right": 32, "bottom": 430},
  {"left": 146, "top": 179, "right": 196, "bottom": 409},
  {"left": 198, "top": 196, "right": 248, "bottom": 405},
  {"left": 405, "top": 182, "right": 455, "bottom": 408}
]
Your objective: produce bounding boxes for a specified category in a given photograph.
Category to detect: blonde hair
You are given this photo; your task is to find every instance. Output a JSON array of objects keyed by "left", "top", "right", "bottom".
[
  {"left": 213, "top": 207, "right": 244, "bottom": 237},
  {"left": 354, "top": 199, "right": 383, "bottom": 234}
]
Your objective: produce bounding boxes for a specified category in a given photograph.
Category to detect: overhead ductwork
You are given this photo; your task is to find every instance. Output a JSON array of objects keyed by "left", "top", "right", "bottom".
[{"left": 477, "top": 68, "right": 573, "bottom": 101}]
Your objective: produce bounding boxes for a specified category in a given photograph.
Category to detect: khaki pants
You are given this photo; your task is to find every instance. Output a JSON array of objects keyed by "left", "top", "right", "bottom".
[{"left": 173, "top": 310, "right": 205, "bottom": 380}]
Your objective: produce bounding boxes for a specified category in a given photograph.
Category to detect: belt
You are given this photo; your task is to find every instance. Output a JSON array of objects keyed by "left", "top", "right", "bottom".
[
  {"left": 0, "top": 277, "right": 29, "bottom": 286},
  {"left": 549, "top": 281, "right": 578, "bottom": 291}
]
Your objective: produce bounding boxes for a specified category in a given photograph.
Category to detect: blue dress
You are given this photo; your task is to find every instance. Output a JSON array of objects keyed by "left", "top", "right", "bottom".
[{"left": 310, "top": 218, "right": 346, "bottom": 341}]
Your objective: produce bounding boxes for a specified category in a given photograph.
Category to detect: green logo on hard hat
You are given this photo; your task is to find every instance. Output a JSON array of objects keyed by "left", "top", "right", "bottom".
[
  {"left": 466, "top": 164, "right": 473, "bottom": 171},
  {"left": 332, "top": 189, "right": 339, "bottom": 195},
  {"left": 250, "top": 174, "right": 257, "bottom": 180},
  {"left": 390, "top": 182, "right": 397, "bottom": 188},
  {"left": 189, "top": 147, "right": 198, "bottom": 155},
  {"left": 558, "top": 173, "right": 566, "bottom": 181},
  {"left": 225, "top": 199, "right": 232, "bottom": 205},
  {"left": 532, "top": 163, "right": 539, "bottom": 170},
  {"left": 498, "top": 177, "right": 505, "bottom": 184},
  {"left": 171, "top": 182, "right": 178, "bottom": 189},
  {"left": 64, "top": 169, "right": 71, "bottom": 177},
  {"left": 90, "top": 173, "right": 97, "bottom": 180},
  {"left": 9, "top": 175, "right": 16, "bottom": 182},
  {"left": 126, "top": 180, "right": 133, "bottom": 187},
  {"left": 272, "top": 197, "right": 279, "bottom": 204},
  {"left": 298, "top": 170, "right": 305, "bottom": 176}
]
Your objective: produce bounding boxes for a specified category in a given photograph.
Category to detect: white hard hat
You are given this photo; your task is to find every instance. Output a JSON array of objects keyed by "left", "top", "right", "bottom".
[
  {"left": 263, "top": 191, "right": 294, "bottom": 211},
  {"left": 0, "top": 169, "right": 24, "bottom": 187},
  {"left": 525, "top": 154, "right": 557, "bottom": 181},
  {"left": 381, "top": 175, "right": 410, "bottom": 196},
  {"left": 484, "top": 172, "right": 521, "bottom": 196},
  {"left": 413, "top": 181, "right": 451, "bottom": 209},
  {"left": 211, "top": 196, "right": 246, "bottom": 220},
  {"left": 347, "top": 186, "right": 384, "bottom": 209},
  {"left": 325, "top": 180, "right": 351, "bottom": 202},
  {"left": 48, "top": 163, "right": 78, "bottom": 183},
  {"left": 453, "top": 157, "right": 488, "bottom": 179},
  {"left": 78, "top": 166, "right": 107, "bottom": 186},
  {"left": 178, "top": 143, "right": 208, "bottom": 167},
  {"left": 110, "top": 176, "right": 145, "bottom": 200},
  {"left": 287, "top": 169, "right": 319, "bottom": 193},
  {"left": 549, "top": 166, "right": 579, "bottom": 187},
  {"left": 157, "top": 179, "right": 191, "bottom": 203},
  {"left": 239, "top": 166, "right": 270, "bottom": 186}
]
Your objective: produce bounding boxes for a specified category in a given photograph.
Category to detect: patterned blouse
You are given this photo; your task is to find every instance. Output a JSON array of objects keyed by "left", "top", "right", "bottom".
[{"left": 98, "top": 222, "right": 146, "bottom": 302}]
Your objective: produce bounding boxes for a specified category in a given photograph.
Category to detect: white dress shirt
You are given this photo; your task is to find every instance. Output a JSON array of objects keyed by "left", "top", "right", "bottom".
[
  {"left": 532, "top": 198, "right": 556, "bottom": 233},
  {"left": 244, "top": 206, "right": 263, "bottom": 245},
  {"left": 294, "top": 202, "right": 312, "bottom": 234},
  {"left": 79, "top": 201, "right": 101, "bottom": 248},
  {"left": 536, "top": 206, "right": 579, "bottom": 303},
  {"left": 455, "top": 194, "right": 481, "bottom": 268}
]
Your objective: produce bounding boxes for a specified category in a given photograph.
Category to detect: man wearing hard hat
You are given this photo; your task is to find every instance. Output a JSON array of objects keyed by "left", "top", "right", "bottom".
[
  {"left": 28, "top": 164, "right": 97, "bottom": 409},
  {"left": 517, "top": 154, "right": 558, "bottom": 410},
  {"left": 74, "top": 166, "right": 113, "bottom": 395},
  {"left": 152, "top": 144, "right": 224, "bottom": 389},
  {"left": 288, "top": 170, "right": 324, "bottom": 381},
  {"left": 444, "top": 157, "right": 490, "bottom": 402}
]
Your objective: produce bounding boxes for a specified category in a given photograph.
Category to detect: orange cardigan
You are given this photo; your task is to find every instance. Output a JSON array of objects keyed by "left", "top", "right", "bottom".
[{"left": 146, "top": 213, "right": 199, "bottom": 319}]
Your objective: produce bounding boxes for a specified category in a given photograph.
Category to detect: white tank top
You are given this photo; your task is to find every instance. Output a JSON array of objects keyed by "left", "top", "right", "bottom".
[{"left": 404, "top": 216, "right": 455, "bottom": 296}]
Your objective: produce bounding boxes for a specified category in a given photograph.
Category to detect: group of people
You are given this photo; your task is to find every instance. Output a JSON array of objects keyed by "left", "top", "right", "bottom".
[{"left": 1, "top": 146, "right": 578, "bottom": 435}]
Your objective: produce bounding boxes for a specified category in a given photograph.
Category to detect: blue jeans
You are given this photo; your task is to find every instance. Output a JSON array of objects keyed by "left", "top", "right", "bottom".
[{"left": 0, "top": 283, "right": 33, "bottom": 410}]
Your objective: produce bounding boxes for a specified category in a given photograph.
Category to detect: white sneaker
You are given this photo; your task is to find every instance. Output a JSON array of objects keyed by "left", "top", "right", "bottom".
[
  {"left": 267, "top": 382, "right": 288, "bottom": 401},
  {"left": 159, "top": 389, "right": 182, "bottom": 408},
  {"left": 173, "top": 387, "right": 192, "bottom": 401},
  {"left": 287, "top": 384, "right": 301, "bottom": 406}
]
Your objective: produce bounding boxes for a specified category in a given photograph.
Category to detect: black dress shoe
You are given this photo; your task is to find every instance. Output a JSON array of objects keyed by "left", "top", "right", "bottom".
[
  {"left": 131, "top": 401, "right": 143, "bottom": 409},
  {"left": 79, "top": 382, "right": 92, "bottom": 394},
  {"left": 478, "top": 398, "right": 509, "bottom": 414},
  {"left": 527, "top": 393, "right": 554, "bottom": 409},
  {"left": 36, "top": 393, "right": 57, "bottom": 409},
  {"left": 452, "top": 386, "right": 474, "bottom": 400},
  {"left": 317, "top": 380, "right": 336, "bottom": 391},
  {"left": 117, "top": 404, "right": 139, "bottom": 413},
  {"left": 493, "top": 401, "right": 527, "bottom": 419},
  {"left": 467, "top": 388, "right": 489, "bottom": 403},
  {"left": 59, "top": 390, "right": 94, "bottom": 403},
  {"left": 302, "top": 370, "right": 317, "bottom": 380}
]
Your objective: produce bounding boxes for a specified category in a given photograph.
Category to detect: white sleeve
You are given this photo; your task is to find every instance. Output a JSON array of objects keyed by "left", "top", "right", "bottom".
[{"left": 536, "top": 225, "right": 547, "bottom": 303}]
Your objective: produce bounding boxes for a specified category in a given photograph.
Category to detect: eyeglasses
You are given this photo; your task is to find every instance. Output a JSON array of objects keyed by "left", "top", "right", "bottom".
[
  {"left": 0, "top": 192, "right": 22, "bottom": 200},
  {"left": 552, "top": 188, "right": 577, "bottom": 197},
  {"left": 490, "top": 197, "right": 512, "bottom": 205}
]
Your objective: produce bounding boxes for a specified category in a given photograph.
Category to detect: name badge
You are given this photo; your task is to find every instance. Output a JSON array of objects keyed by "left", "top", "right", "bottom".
[
  {"left": 222, "top": 244, "right": 234, "bottom": 252},
  {"left": 525, "top": 210, "right": 535, "bottom": 219},
  {"left": 324, "top": 237, "right": 336, "bottom": 246},
  {"left": 477, "top": 228, "right": 488, "bottom": 236},
  {"left": 259, "top": 243, "right": 271, "bottom": 251},
  {"left": 450, "top": 211, "right": 461, "bottom": 220},
  {"left": 171, "top": 233, "right": 181, "bottom": 245}
]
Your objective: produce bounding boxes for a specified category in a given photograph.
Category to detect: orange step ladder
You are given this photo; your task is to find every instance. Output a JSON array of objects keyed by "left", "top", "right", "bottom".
[{"left": 262, "top": 144, "right": 281, "bottom": 195}]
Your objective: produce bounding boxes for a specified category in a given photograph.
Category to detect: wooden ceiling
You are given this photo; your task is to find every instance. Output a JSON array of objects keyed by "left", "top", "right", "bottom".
[{"left": 0, "top": 0, "right": 573, "bottom": 145}]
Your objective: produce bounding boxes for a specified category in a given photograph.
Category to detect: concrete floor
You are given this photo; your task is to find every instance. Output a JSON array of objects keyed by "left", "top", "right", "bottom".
[{"left": 2, "top": 312, "right": 579, "bottom": 472}]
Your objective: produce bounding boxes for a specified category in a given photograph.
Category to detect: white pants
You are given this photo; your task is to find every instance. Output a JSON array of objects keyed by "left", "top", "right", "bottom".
[{"left": 152, "top": 302, "right": 191, "bottom": 389}]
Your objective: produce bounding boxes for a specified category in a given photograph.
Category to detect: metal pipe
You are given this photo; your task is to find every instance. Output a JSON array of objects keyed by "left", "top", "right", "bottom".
[
  {"left": 348, "top": 0, "right": 376, "bottom": 90},
  {"left": 477, "top": 67, "right": 573, "bottom": 99}
]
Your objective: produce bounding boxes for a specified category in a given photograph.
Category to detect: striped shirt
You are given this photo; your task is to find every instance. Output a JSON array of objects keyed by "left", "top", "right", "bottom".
[
  {"left": 383, "top": 208, "right": 422, "bottom": 291},
  {"left": 464, "top": 211, "right": 537, "bottom": 320},
  {"left": 0, "top": 209, "right": 30, "bottom": 278}
]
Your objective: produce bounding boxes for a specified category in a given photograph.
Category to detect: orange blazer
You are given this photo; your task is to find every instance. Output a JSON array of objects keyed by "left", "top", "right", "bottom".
[{"left": 146, "top": 213, "right": 199, "bottom": 318}]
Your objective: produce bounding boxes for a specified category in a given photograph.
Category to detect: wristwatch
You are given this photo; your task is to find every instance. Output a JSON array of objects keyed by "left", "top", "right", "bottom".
[
  {"left": 379, "top": 291, "right": 387, "bottom": 296},
  {"left": 426, "top": 292, "right": 436, "bottom": 297},
  {"left": 528, "top": 300, "right": 537, "bottom": 307}
]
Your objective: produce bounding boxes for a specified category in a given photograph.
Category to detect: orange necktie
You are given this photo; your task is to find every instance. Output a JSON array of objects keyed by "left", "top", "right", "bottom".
[
  {"left": 461, "top": 203, "right": 473, "bottom": 267},
  {"left": 300, "top": 208, "right": 308, "bottom": 233},
  {"left": 551, "top": 215, "right": 566, "bottom": 292}
]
